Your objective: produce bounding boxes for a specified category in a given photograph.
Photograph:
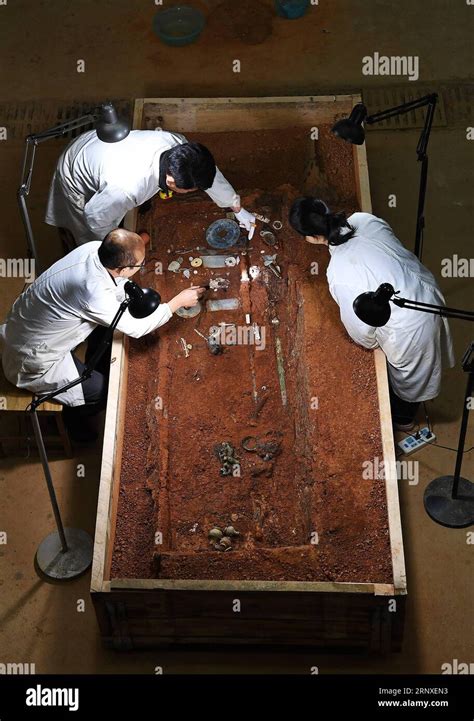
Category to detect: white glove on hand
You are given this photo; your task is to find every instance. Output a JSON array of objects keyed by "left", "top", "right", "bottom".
[{"left": 235, "top": 208, "right": 256, "bottom": 240}]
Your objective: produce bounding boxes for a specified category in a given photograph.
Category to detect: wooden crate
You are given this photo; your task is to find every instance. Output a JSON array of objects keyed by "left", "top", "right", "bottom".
[{"left": 91, "top": 96, "right": 407, "bottom": 652}]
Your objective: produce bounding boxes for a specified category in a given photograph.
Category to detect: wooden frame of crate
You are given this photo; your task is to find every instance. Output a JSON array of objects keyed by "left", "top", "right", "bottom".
[{"left": 91, "top": 96, "right": 406, "bottom": 652}]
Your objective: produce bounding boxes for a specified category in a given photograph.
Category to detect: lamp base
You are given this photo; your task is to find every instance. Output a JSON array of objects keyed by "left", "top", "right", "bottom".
[
  {"left": 423, "top": 476, "right": 474, "bottom": 528},
  {"left": 36, "top": 528, "right": 93, "bottom": 580}
]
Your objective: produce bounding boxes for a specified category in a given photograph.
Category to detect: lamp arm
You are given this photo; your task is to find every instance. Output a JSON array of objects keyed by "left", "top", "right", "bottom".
[
  {"left": 367, "top": 93, "right": 437, "bottom": 261},
  {"left": 392, "top": 297, "right": 474, "bottom": 322},
  {"left": 19, "top": 112, "right": 98, "bottom": 194},
  {"left": 18, "top": 136, "right": 38, "bottom": 195},
  {"left": 82, "top": 298, "right": 130, "bottom": 374},
  {"left": 366, "top": 93, "right": 437, "bottom": 163},
  {"left": 28, "top": 113, "right": 98, "bottom": 143},
  {"left": 17, "top": 109, "right": 103, "bottom": 271},
  {"left": 416, "top": 98, "right": 437, "bottom": 159},
  {"left": 28, "top": 298, "right": 130, "bottom": 413},
  {"left": 365, "top": 93, "right": 438, "bottom": 125}
]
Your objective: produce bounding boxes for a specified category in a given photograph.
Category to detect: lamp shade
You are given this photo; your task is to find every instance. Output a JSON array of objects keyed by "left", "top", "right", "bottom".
[
  {"left": 95, "top": 102, "right": 130, "bottom": 143},
  {"left": 353, "top": 283, "right": 396, "bottom": 327},
  {"left": 125, "top": 280, "right": 161, "bottom": 318},
  {"left": 331, "top": 103, "right": 368, "bottom": 145}
]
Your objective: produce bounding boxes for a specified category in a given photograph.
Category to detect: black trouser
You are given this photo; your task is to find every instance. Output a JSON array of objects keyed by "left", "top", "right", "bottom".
[
  {"left": 389, "top": 384, "right": 420, "bottom": 425},
  {"left": 58, "top": 227, "right": 77, "bottom": 255},
  {"left": 65, "top": 326, "right": 111, "bottom": 417}
]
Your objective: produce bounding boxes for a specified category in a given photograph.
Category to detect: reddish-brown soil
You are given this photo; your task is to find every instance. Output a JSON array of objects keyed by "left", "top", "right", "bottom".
[{"left": 110, "top": 126, "right": 393, "bottom": 583}]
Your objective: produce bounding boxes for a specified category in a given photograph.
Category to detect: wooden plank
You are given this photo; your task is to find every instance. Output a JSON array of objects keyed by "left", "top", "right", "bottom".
[
  {"left": 0, "top": 370, "right": 63, "bottom": 412},
  {"left": 128, "top": 636, "right": 372, "bottom": 649},
  {"left": 353, "top": 143, "right": 373, "bottom": 213},
  {"left": 139, "top": 95, "right": 355, "bottom": 133},
  {"left": 144, "top": 95, "right": 353, "bottom": 105},
  {"left": 351, "top": 92, "right": 373, "bottom": 214},
  {"left": 374, "top": 348, "right": 407, "bottom": 594},
  {"left": 350, "top": 93, "right": 406, "bottom": 596},
  {"left": 109, "top": 578, "right": 395, "bottom": 595},
  {"left": 96, "top": 587, "right": 385, "bottom": 610},
  {"left": 91, "top": 98, "right": 143, "bottom": 592},
  {"left": 90, "top": 333, "right": 128, "bottom": 592},
  {"left": 104, "top": 336, "right": 129, "bottom": 581},
  {"left": 92, "top": 587, "right": 399, "bottom": 651}
]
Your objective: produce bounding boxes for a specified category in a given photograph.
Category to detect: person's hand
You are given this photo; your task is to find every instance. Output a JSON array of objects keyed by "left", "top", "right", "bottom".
[
  {"left": 234, "top": 208, "right": 256, "bottom": 240},
  {"left": 169, "top": 286, "right": 205, "bottom": 313}
]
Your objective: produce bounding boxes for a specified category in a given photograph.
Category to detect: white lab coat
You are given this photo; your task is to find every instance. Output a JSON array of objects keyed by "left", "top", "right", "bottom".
[
  {"left": 326, "top": 212, "right": 455, "bottom": 402},
  {"left": 0, "top": 242, "right": 172, "bottom": 406},
  {"left": 45, "top": 129, "right": 240, "bottom": 245}
]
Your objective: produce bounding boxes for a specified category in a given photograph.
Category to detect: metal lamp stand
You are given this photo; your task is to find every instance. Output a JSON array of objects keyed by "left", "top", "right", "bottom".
[
  {"left": 17, "top": 102, "right": 129, "bottom": 273},
  {"left": 333, "top": 93, "right": 438, "bottom": 261},
  {"left": 28, "top": 298, "right": 130, "bottom": 579},
  {"left": 391, "top": 297, "right": 474, "bottom": 526},
  {"left": 423, "top": 342, "right": 474, "bottom": 528},
  {"left": 353, "top": 285, "right": 474, "bottom": 528},
  {"left": 365, "top": 93, "right": 438, "bottom": 261}
]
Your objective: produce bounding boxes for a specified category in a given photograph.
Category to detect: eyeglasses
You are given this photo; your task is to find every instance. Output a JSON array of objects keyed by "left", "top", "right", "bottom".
[
  {"left": 117, "top": 258, "right": 147, "bottom": 270},
  {"left": 117, "top": 257, "right": 160, "bottom": 272}
]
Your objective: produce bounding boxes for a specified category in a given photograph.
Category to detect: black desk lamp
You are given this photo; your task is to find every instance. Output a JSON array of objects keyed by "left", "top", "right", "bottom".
[
  {"left": 18, "top": 102, "right": 130, "bottom": 273},
  {"left": 27, "top": 280, "right": 161, "bottom": 579},
  {"left": 353, "top": 283, "right": 474, "bottom": 528},
  {"left": 332, "top": 93, "right": 438, "bottom": 261}
]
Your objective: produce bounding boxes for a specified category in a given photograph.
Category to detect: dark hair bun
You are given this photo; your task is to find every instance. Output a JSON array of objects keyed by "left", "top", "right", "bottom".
[{"left": 289, "top": 196, "right": 355, "bottom": 245}]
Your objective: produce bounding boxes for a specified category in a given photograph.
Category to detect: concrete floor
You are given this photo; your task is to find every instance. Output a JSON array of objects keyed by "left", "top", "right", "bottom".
[{"left": 0, "top": 0, "right": 473, "bottom": 673}]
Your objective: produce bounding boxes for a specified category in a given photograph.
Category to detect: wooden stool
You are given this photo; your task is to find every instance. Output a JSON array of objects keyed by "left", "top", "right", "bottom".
[{"left": 0, "top": 365, "right": 72, "bottom": 457}]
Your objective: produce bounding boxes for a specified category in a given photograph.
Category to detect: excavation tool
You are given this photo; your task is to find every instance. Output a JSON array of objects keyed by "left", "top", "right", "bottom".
[{"left": 263, "top": 254, "right": 282, "bottom": 278}]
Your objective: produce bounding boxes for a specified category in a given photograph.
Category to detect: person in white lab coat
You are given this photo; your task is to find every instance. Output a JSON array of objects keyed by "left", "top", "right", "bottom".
[
  {"left": 45, "top": 128, "right": 256, "bottom": 250},
  {"left": 289, "top": 198, "right": 455, "bottom": 429},
  {"left": 0, "top": 229, "right": 204, "bottom": 440}
]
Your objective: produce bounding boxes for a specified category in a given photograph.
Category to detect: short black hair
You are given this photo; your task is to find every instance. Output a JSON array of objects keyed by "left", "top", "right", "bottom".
[
  {"left": 166, "top": 142, "right": 217, "bottom": 190},
  {"left": 289, "top": 197, "right": 355, "bottom": 246},
  {"left": 98, "top": 230, "right": 138, "bottom": 269}
]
